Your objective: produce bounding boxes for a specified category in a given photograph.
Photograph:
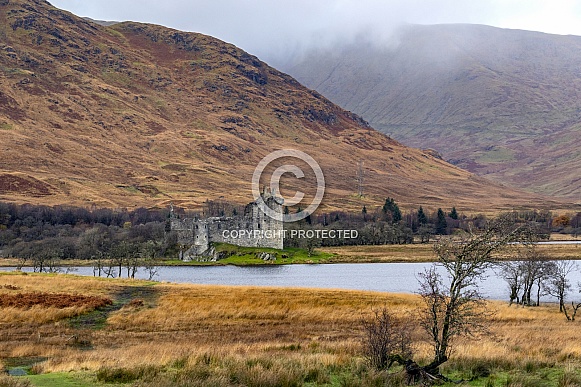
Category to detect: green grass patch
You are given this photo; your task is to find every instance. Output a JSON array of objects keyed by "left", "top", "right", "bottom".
[
  {"left": 191, "top": 118, "right": 214, "bottom": 131},
  {"left": 24, "top": 372, "right": 97, "bottom": 387},
  {"left": 68, "top": 283, "right": 159, "bottom": 330},
  {"left": 101, "top": 70, "right": 132, "bottom": 87},
  {"left": 115, "top": 185, "right": 140, "bottom": 194},
  {"left": 163, "top": 243, "right": 335, "bottom": 266},
  {"left": 435, "top": 361, "right": 581, "bottom": 387},
  {"left": 181, "top": 131, "right": 202, "bottom": 139},
  {"left": 0, "top": 122, "right": 14, "bottom": 130},
  {"left": 104, "top": 26, "right": 125, "bottom": 40},
  {"left": 476, "top": 146, "right": 515, "bottom": 163}
]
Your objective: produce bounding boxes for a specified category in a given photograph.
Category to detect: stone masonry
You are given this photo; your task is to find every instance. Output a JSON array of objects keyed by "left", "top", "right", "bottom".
[{"left": 171, "top": 189, "right": 284, "bottom": 261}]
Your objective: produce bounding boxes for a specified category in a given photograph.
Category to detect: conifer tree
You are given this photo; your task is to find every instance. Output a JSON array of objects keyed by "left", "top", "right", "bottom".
[
  {"left": 392, "top": 202, "right": 402, "bottom": 223},
  {"left": 436, "top": 208, "right": 447, "bottom": 235},
  {"left": 449, "top": 207, "right": 458, "bottom": 220},
  {"left": 417, "top": 206, "right": 428, "bottom": 225},
  {"left": 382, "top": 197, "right": 402, "bottom": 223}
]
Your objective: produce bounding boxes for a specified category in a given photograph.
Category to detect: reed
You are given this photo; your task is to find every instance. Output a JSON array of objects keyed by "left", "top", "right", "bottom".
[{"left": 1, "top": 272, "right": 581, "bottom": 385}]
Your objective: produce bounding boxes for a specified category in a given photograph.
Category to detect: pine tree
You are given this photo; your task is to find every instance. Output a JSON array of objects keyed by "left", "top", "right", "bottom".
[
  {"left": 392, "top": 202, "right": 402, "bottom": 223},
  {"left": 382, "top": 197, "right": 402, "bottom": 223},
  {"left": 436, "top": 208, "right": 448, "bottom": 235},
  {"left": 417, "top": 206, "right": 428, "bottom": 225},
  {"left": 382, "top": 198, "right": 392, "bottom": 214},
  {"left": 449, "top": 207, "right": 458, "bottom": 220}
]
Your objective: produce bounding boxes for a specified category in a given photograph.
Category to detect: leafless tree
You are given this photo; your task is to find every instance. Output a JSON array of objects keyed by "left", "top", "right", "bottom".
[
  {"left": 498, "top": 260, "right": 523, "bottom": 305},
  {"left": 384, "top": 215, "right": 536, "bottom": 383},
  {"left": 102, "top": 261, "right": 117, "bottom": 278},
  {"left": 140, "top": 240, "right": 159, "bottom": 281},
  {"left": 32, "top": 249, "right": 63, "bottom": 273},
  {"left": 92, "top": 253, "right": 105, "bottom": 277},
  {"left": 125, "top": 256, "right": 139, "bottom": 279},
  {"left": 518, "top": 247, "right": 551, "bottom": 306},
  {"left": 361, "top": 307, "right": 413, "bottom": 370},
  {"left": 545, "top": 260, "right": 578, "bottom": 313},
  {"left": 563, "top": 301, "right": 581, "bottom": 321},
  {"left": 16, "top": 257, "right": 27, "bottom": 271}
]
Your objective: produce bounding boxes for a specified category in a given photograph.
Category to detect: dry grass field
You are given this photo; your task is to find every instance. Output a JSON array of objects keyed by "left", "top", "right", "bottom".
[
  {"left": 321, "top": 241, "right": 581, "bottom": 263},
  {"left": 1, "top": 272, "right": 581, "bottom": 386}
]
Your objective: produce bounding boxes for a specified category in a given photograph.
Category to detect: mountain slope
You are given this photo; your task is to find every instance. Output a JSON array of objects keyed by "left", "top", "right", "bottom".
[
  {"left": 0, "top": 1, "right": 558, "bottom": 211},
  {"left": 283, "top": 24, "right": 581, "bottom": 199}
]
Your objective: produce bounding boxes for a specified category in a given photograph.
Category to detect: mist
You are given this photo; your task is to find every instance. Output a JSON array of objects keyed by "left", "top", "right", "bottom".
[{"left": 49, "top": 0, "right": 581, "bottom": 66}]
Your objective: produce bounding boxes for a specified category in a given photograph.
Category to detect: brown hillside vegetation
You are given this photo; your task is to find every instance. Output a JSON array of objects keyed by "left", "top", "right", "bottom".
[
  {"left": 284, "top": 24, "right": 581, "bottom": 199},
  {"left": 0, "top": 1, "right": 565, "bottom": 212}
]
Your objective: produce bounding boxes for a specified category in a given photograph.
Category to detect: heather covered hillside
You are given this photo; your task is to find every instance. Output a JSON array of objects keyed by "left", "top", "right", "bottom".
[
  {"left": 0, "top": 1, "right": 554, "bottom": 212},
  {"left": 284, "top": 24, "right": 581, "bottom": 199}
]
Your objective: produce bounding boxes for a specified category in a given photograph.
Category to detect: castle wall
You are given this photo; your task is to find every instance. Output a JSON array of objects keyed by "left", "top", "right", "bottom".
[
  {"left": 171, "top": 217, "right": 210, "bottom": 256},
  {"left": 170, "top": 192, "right": 284, "bottom": 258}
]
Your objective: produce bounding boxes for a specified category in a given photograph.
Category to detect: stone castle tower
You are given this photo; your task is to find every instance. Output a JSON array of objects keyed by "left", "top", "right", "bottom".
[{"left": 170, "top": 189, "right": 284, "bottom": 260}]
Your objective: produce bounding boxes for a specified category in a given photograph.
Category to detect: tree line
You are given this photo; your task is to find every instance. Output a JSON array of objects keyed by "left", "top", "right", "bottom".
[
  {"left": 497, "top": 246, "right": 581, "bottom": 319},
  {"left": 0, "top": 202, "right": 176, "bottom": 277},
  {"left": 0, "top": 200, "right": 573, "bottom": 266},
  {"left": 285, "top": 198, "right": 555, "bottom": 248}
]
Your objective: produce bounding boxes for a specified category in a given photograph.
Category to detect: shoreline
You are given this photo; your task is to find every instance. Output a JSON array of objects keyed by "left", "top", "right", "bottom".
[{"left": 1, "top": 239, "right": 580, "bottom": 267}]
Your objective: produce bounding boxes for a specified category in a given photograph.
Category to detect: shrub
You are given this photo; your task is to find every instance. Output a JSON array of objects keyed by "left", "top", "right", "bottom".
[
  {"left": 559, "top": 371, "right": 581, "bottom": 387},
  {"left": 0, "top": 375, "right": 32, "bottom": 387},
  {"left": 96, "top": 365, "right": 160, "bottom": 383},
  {"left": 361, "top": 307, "right": 413, "bottom": 370}
]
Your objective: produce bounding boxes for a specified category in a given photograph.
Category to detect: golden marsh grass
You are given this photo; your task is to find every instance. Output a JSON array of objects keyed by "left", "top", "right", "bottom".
[{"left": 1, "top": 272, "right": 581, "bottom": 385}]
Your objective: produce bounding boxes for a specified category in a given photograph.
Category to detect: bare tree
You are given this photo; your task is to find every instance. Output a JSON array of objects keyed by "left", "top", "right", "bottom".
[
  {"left": 498, "top": 260, "right": 523, "bottom": 305},
  {"left": 518, "top": 247, "right": 551, "bottom": 306},
  {"left": 563, "top": 301, "right": 581, "bottom": 321},
  {"left": 361, "top": 307, "right": 413, "bottom": 370},
  {"left": 102, "top": 260, "right": 117, "bottom": 278},
  {"left": 384, "top": 215, "right": 535, "bottom": 383},
  {"left": 545, "top": 260, "right": 578, "bottom": 313},
  {"left": 140, "top": 240, "right": 159, "bottom": 281},
  {"left": 92, "top": 252, "right": 105, "bottom": 277},
  {"left": 126, "top": 256, "right": 139, "bottom": 279},
  {"left": 16, "top": 257, "right": 27, "bottom": 271},
  {"left": 498, "top": 246, "right": 555, "bottom": 307}
]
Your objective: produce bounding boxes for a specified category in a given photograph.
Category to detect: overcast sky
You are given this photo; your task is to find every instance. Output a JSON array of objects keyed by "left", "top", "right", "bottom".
[{"left": 49, "top": 0, "right": 581, "bottom": 64}]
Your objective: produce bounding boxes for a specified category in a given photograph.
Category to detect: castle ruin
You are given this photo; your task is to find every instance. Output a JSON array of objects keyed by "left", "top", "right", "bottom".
[{"left": 170, "top": 189, "right": 284, "bottom": 261}]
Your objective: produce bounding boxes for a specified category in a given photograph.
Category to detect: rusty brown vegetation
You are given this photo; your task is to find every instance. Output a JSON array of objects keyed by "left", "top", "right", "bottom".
[
  {"left": 0, "top": 0, "right": 568, "bottom": 213},
  {"left": 0, "top": 272, "right": 580, "bottom": 386},
  {"left": 0, "top": 292, "right": 111, "bottom": 309}
]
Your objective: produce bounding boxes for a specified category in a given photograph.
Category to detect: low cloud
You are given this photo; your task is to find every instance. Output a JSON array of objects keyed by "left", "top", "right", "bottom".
[{"left": 49, "top": 0, "right": 581, "bottom": 65}]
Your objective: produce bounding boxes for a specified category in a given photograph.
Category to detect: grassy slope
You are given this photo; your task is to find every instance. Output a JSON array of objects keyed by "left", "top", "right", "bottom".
[
  {"left": 283, "top": 24, "right": 581, "bottom": 199},
  {"left": 0, "top": 1, "right": 564, "bottom": 214},
  {"left": 1, "top": 273, "right": 581, "bottom": 386}
]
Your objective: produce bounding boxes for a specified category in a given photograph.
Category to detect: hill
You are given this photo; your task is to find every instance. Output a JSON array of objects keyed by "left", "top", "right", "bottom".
[
  {"left": 283, "top": 24, "right": 581, "bottom": 199},
  {"left": 0, "top": 2, "right": 560, "bottom": 212}
]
